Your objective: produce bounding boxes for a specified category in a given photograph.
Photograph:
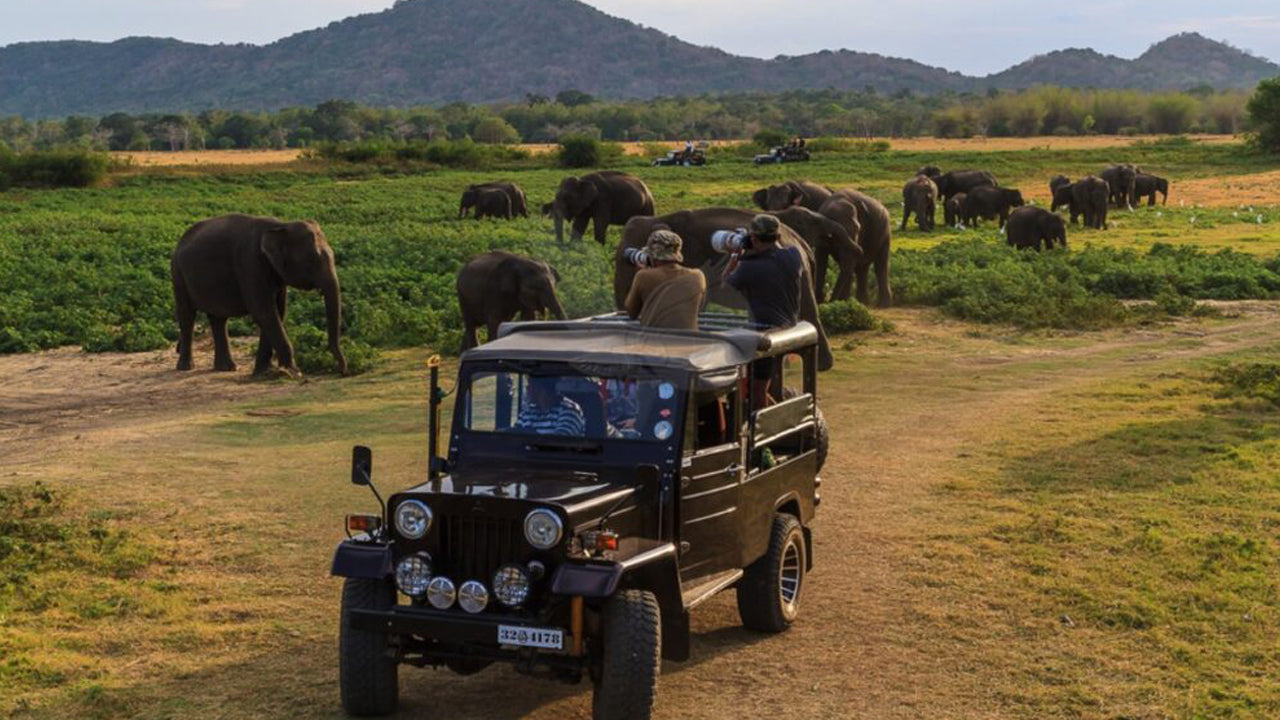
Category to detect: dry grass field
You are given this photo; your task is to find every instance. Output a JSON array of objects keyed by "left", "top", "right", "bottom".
[{"left": 6, "top": 135, "right": 1280, "bottom": 719}]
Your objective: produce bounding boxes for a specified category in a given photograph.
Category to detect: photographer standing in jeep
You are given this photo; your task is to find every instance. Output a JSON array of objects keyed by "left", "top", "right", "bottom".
[
  {"left": 720, "top": 214, "right": 803, "bottom": 406},
  {"left": 623, "top": 230, "right": 707, "bottom": 330}
]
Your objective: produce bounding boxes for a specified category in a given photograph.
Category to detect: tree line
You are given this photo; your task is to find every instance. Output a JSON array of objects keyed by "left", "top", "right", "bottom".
[{"left": 0, "top": 86, "right": 1255, "bottom": 152}]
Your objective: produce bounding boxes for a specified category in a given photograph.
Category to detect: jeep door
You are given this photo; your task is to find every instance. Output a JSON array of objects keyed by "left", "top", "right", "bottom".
[{"left": 677, "top": 371, "right": 743, "bottom": 581}]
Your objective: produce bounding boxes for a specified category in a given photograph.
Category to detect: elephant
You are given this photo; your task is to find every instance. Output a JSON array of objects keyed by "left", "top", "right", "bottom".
[
  {"left": 826, "top": 189, "right": 893, "bottom": 307},
  {"left": 552, "top": 171, "right": 655, "bottom": 244},
  {"left": 171, "top": 213, "right": 346, "bottom": 376},
  {"left": 465, "top": 187, "right": 512, "bottom": 220},
  {"left": 752, "top": 180, "right": 834, "bottom": 212},
  {"left": 1071, "top": 176, "right": 1110, "bottom": 230},
  {"left": 945, "top": 193, "right": 966, "bottom": 228},
  {"left": 768, "top": 205, "right": 863, "bottom": 303},
  {"left": 1049, "top": 178, "right": 1080, "bottom": 225},
  {"left": 616, "top": 208, "right": 835, "bottom": 370},
  {"left": 1133, "top": 173, "right": 1168, "bottom": 206},
  {"left": 1006, "top": 207, "right": 1067, "bottom": 251},
  {"left": 922, "top": 168, "right": 998, "bottom": 204},
  {"left": 960, "top": 187, "right": 1025, "bottom": 228},
  {"left": 901, "top": 175, "right": 938, "bottom": 232},
  {"left": 1100, "top": 164, "right": 1139, "bottom": 208},
  {"left": 460, "top": 181, "right": 528, "bottom": 219},
  {"left": 457, "top": 251, "right": 566, "bottom": 351}
]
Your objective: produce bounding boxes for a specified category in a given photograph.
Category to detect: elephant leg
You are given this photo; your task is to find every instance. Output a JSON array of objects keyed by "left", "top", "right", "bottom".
[
  {"left": 571, "top": 214, "right": 591, "bottom": 243},
  {"left": 899, "top": 208, "right": 910, "bottom": 232},
  {"left": 520, "top": 308, "right": 536, "bottom": 322},
  {"left": 874, "top": 248, "right": 893, "bottom": 308},
  {"left": 173, "top": 276, "right": 196, "bottom": 371},
  {"left": 210, "top": 316, "right": 236, "bottom": 372},
  {"left": 461, "top": 320, "right": 479, "bottom": 352},
  {"left": 815, "top": 249, "right": 831, "bottom": 303},
  {"left": 593, "top": 210, "right": 611, "bottom": 245},
  {"left": 249, "top": 305, "right": 295, "bottom": 375},
  {"left": 253, "top": 289, "right": 287, "bottom": 372},
  {"left": 854, "top": 261, "right": 871, "bottom": 306}
]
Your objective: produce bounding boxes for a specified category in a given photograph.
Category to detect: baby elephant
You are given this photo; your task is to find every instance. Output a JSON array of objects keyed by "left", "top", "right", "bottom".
[
  {"left": 962, "top": 187, "right": 1025, "bottom": 229},
  {"left": 901, "top": 174, "right": 938, "bottom": 231},
  {"left": 1006, "top": 207, "right": 1067, "bottom": 251},
  {"left": 459, "top": 181, "right": 528, "bottom": 220},
  {"left": 457, "top": 251, "right": 565, "bottom": 351},
  {"left": 945, "top": 192, "right": 966, "bottom": 228}
]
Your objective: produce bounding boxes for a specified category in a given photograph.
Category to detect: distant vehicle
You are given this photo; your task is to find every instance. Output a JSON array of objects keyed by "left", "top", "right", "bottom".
[
  {"left": 754, "top": 145, "right": 811, "bottom": 165},
  {"left": 332, "top": 313, "right": 827, "bottom": 720},
  {"left": 653, "top": 143, "right": 707, "bottom": 167}
]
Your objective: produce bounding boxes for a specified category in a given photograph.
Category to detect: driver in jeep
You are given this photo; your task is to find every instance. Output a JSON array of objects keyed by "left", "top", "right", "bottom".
[{"left": 514, "top": 376, "right": 586, "bottom": 436}]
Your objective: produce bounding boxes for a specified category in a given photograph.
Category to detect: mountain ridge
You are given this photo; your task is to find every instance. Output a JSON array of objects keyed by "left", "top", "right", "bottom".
[{"left": 0, "top": 0, "right": 1274, "bottom": 117}]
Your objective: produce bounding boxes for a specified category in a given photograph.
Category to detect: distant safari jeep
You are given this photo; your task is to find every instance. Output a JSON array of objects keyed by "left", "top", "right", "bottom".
[{"left": 331, "top": 313, "right": 827, "bottom": 720}]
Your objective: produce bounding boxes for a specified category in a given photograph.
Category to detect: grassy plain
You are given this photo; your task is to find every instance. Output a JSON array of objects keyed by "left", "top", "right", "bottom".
[{"left": 3, "top": 136, "right": 1280, "bottom": 718}]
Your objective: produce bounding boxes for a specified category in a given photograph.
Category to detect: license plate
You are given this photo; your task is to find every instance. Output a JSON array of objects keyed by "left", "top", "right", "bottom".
[{"left": 497, "top": 625, "right": 564, "bottom": 650}]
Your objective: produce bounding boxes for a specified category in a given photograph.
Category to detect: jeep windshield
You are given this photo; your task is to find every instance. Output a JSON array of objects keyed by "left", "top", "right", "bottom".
[{"left": 462, "top": 368, "right": 683, "bottom": 443}]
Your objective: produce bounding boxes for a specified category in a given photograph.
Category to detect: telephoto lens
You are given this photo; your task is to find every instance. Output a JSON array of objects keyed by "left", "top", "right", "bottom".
[
  {"left": 710, "top": 228, "right": 749, "bottom": 254},
  {"left": 623, "top": 247, "right": 651, "bottom": 268}
]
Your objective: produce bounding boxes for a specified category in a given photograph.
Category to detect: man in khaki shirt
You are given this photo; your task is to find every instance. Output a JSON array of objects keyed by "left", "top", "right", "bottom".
[{"left": 624, "top": 230, "right": 707, "bottom": 330}]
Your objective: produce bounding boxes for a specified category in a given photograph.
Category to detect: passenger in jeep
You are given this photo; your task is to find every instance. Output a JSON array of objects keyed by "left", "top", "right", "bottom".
[
  {"left": 514, "top": 377, "right": 586, "bottom": 436},
  {"left": 624, "top": 230, "right": 706, "bottom": 330}
]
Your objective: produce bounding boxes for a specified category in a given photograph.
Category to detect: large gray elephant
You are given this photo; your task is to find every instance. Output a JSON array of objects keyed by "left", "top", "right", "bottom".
[
  {"left": 552, "top": 171, "right": 655, "bottom": 244},
  {"left": 921, "top": 168, "right": 998, "bottom": 204},
  {"left": 960, "top": 187, "right": 1025, "bottom": 228},
  {"left": 460, "top": 181, "right": 528, "bottom": 219},
  {"left": 1072, "top": 176, "right": 1110, "bottom": 229},
  {"left": 752, "top": 180, "right": 834, "bottom": 212},
  {"left": 826, "top": 189, "right": 893, "bottom": 307},
  {"left": 1100, "top": 164, "right": 1139, "bottom": 208},
  {"left": 1133, "top": 173, "right": 1169, "bottom": 206},
  {"left": 769, "top": 206, "right": 862, "bottom": 303},
  {"left": 616, "top": 208, "right": 835, "bottom": 370},
  {"left": 171, "top": 213, "right": 346, "bottom": 376},
  {"left": 901, "top": 175, "right": 938, "bottom": 232},
  {"left": 457, "top": 251, "right": 565, "bottom": 351},
  {"left": 467, "top": 187, "right": 512, "bottom": 220},
  {"left": 1006, "top": 207, "right": 1067, "bottom": 251}
]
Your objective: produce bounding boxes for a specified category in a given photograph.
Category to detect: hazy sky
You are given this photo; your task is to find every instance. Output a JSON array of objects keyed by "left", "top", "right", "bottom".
[{"left": 4, "top": 0, "right": 1279, "bottom": 76}]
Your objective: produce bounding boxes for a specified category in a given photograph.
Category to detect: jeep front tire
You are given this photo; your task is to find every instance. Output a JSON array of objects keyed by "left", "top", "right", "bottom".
[
  {"left": 339, "top": 577, "right": 399, "bottom": 716},
  {"left": 737, "top": 513, "right": 806, "bottom": 633},
  {"left": 592, "top": 589, "right": 661, "bottom": 720}
]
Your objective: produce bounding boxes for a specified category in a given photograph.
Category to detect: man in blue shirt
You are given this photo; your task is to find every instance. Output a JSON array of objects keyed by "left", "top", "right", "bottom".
[
  {"left": 722, "top": 214, "right": 803, "bottom": 407},
  {"left": 514, "top": 377, "right": 586, "bottom": 436}
]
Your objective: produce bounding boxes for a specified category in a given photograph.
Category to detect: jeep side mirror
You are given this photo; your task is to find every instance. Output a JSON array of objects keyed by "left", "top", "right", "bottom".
[{"left": 351, "top": 445, "right": 373, "bottom": 486}]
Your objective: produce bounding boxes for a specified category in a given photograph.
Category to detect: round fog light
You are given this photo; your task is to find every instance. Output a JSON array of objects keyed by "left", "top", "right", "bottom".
[
  {"left": 395, "top": 553, "right": 432, "bottom": 597},
  {"left": 458, "top": 580, "right": 489, "bottom": 614},
  {"left": 426, "top": 576, "right": 456, "bottom": 609},
  {"left": 493, "top": 565, "right": 531, "bottom": 608}
]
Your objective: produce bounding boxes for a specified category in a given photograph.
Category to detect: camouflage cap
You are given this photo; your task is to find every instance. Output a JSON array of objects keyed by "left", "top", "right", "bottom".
[
  {"left": 750, "top": 214, "right": 781, "bottom": 240},
  {"left": 645, "top": 230, "right": 684, "bottom": 262}
]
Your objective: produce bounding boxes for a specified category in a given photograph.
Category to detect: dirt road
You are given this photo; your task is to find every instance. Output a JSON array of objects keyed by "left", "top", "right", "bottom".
[{"left": 5, "top": 306, "right": 1279, "bottom": 718}]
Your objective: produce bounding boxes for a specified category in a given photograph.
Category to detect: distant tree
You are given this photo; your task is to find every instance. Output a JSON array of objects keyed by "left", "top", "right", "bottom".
[
  {"left": 556, "top": 89, "right": 595, "bottom": 107},
  {"left": 525, "top": 93, "right": 550, "bottom": 107},
  {"left": 1247, "top": 78, "right": 1280, "bottom": 152},
  {"left": 472, "top": 117, "right": 521, "bottom": 144},
  {"left": 1147, "top": 93, "right": 1198, "bottom": 134},
  {"left": 753, "top": 129, "right": 788, "bottom": 148}
]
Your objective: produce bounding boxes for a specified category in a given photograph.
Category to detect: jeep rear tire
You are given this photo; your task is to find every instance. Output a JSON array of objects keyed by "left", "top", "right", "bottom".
[
  {"left": 592, "top": 589, "right": 661, "bottom": 720},
  {"left": 814, "top": 406, "right": 830, "bottom": 473},
  {"left": 339, "top": 577, "right": 399, "bottom": 716},
  {"left": 737, "top": 513, "right": 805, "bottom": 633}
]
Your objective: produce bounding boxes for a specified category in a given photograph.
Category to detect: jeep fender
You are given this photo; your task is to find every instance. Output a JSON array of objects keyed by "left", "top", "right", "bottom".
[
  {"left": 330, "top": 540, "right": 393, "bottom": 579},
  {"left": 552, "top": 543, "right": 689, "bottom": 661}
]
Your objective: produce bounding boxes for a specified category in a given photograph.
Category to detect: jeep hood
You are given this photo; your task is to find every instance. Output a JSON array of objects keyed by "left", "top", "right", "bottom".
[{"left": 403, "top": 466, "right": 638, "bottom": 518}]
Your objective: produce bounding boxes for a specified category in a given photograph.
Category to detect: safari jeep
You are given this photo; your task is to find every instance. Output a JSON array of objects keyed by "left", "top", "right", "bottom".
[{"left": 331, "top": 314, "right": 828, "bottom": 720}]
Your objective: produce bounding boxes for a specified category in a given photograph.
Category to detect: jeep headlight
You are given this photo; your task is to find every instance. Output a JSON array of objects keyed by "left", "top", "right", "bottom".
[
  {"left": 493, "top": 564, "right": 531, "bottom": 608},
  {"left": 395, "top": 553, "right": 432, "bottom": 597},
  {"left": 394, "top": 500, "right": 432, "bottom": 539},
  {"left": 523, "top": 509, "right": 563, "bottom": 550}
]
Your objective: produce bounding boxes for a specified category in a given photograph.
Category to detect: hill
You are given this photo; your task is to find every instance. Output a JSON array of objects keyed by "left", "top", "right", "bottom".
[{"left": 0, "top": 0, "right": 1274, "bottom": 117}]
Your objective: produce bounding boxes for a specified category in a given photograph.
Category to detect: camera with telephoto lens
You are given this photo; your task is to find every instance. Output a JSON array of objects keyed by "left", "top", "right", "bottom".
[
  {"left": 623, "top": 246, "right": 652, "bottom": 268},
  {"left": 710, "top": 228, "right": 752, "bottom": 254}
]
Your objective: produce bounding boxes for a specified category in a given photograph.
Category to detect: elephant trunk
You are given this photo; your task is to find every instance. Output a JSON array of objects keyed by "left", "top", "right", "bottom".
[
  {"left": 321, "top": 276, "right": 347, "bottom": 376},
  {"left": 554, "top": 210, "right": 565, "bottom": 245},
  {"left": 545, "top": 291, "right": 567, "bottom": 321}
]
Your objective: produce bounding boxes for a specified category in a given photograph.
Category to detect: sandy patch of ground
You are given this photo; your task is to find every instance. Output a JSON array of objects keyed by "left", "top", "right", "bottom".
[
  {"left": 1172, "top": 169, "right": 1280, "bottom": 208},
  {"left": 111, "top": 149, "right": 304, "bottom": 167}
]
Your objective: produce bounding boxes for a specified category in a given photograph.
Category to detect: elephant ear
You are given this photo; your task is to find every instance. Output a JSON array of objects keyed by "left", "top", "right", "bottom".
[
  {"left": 542, "top": 261, "right": 561, "bottom": 284},
  {"left": 786, "top": 182, "right": 804, "bottom": 206},
  {"left": 751, "top": 188, "right": 767, "bottom": 210},
  {"left": 496, "top": 257, "right": 521, "bottom": 298},
  {"left": 260, "top": 225, "right": 290, "bottom": 277}
]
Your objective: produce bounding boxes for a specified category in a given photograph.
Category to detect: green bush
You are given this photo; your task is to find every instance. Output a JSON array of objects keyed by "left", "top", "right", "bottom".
[
  {"left": 292, "top": 326, "right": 380, "bottom": 376},
  {"left": 0, "top": 149, "right": 109, "bottom": 189},
  {"left": 557, "top": 135, "right": 601, "bottom": 168},
  {"left": 818, "top": 299, "right": 883, "bottom": 333},
  {"left": 753, "top": 129, "right": 789, "bottom": 148},
  {"left": 1211, "top": 362, "right": 1280, "bottom": 407},
  {"left": 315, "top": 140, "right": 527, "bottom": 168}
]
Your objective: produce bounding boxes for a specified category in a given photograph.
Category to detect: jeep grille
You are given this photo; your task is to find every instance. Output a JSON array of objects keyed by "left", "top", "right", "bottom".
[{"left": 437, "top": 514, "right": 524, "bottom": 585}]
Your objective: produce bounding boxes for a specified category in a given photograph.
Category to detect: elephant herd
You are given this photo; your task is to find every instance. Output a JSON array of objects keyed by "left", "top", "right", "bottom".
[
  {"left": 168, "top": 160, "right": 1172, "bottom": 379},
  {"left": 900, "top": 163, "right": 1170, "bottom": 251}
]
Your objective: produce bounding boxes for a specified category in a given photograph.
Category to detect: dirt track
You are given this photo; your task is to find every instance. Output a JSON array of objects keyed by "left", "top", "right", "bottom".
[{"left": 6, "top": 306, "right": 1280, "bottom": 718}]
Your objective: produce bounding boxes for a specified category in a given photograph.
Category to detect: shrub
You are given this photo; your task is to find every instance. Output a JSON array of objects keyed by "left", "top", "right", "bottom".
[
  {"left": 819, "top": 300, "right": 883, "bottom": 333},
  {"left": 0, "top": 149, "right": 109, "bottom": 188},
  {"left": 1211, "top": 362, "right": 1280, "bottom": 407},
  {"left": 753, "top": 129, "right": 789, "bottom": 148},
  {"left": 292, "top": 325, "right": 379, "bottom": 376},
  {"left": 558, "top": 135, "right": 601, "bottom": 168},
  {"left": 1247, "top": 77, "right": 1280, "bottom": 153}
]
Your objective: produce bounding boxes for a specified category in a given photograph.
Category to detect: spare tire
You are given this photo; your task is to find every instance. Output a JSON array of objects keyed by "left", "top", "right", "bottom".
[{"left": 814, "top": 405, "right": 829, "bottom": 473}]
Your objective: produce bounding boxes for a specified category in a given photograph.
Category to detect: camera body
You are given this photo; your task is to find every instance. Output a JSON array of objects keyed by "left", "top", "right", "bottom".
[
  {"left": 711, "top": 228, "right": 752, "bottom": 255},
  {"left": 623, "top": 246, "right": 652, "bottom": 268}
]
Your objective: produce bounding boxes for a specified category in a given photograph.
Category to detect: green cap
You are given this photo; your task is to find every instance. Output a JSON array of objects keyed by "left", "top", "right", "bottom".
[
  {"left": 750, "top": 214, "right": 781, "bottom": 241},
  {"left": 645, "top": 230, "right": 684, "bottom": 262}
]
